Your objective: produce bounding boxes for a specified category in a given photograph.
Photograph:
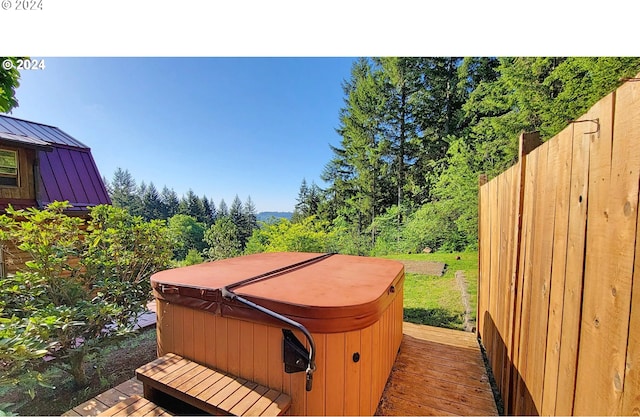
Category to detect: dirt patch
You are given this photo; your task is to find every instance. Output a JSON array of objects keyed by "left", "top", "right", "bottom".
[
  {"left": 400, "top": 260, "right": 447, "bottom": 276},
  {"left": 455, "top": 270, "right": 475, "bottom": 332},
  {"left": 10, "top": 327, "right": 158, "bottom": 416}
]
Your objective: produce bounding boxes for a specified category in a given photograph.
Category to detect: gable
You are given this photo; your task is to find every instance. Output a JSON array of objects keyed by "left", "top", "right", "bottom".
[{"left": 0, "top": 115, "right": 111, "bottom": 212}]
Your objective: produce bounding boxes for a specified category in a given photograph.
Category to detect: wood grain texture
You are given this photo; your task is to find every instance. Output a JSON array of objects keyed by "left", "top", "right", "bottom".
[
  {"left": 377, "top": 325, "right": 498, "bottom": 416},
  {"left": 540, "top": 125, "right": 573, "bottom": 416},
  {"left": 478, "top": 75, "right": 640, "bottom": 415},
  {"left": 156, "top": 276, "right": 403, "bottom": 416}
]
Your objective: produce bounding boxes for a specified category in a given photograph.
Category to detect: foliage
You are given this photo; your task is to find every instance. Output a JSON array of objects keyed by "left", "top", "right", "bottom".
[
  {"left": 245, "top": 216, "right": 335, "bottom": 253},
  {"left": 318, "top": 57, "right": 640, "bottom": 253},
  {"left": 204, "top": 216, "right": 241, "bottom": 260},
  {"left": 178, "top": 248, "right": 204, "bottom": 266},
  {"left": 108, "top": 168, "right": 141, "bottom": 216},
  {"left": 0, "top": 314, "right": 61, "bottom": 402},
  {"left": 0, "top": 57, "right": 22, "bottom": 112},
  {"left": 139, "top": 182, "right": 165, "bottom": 221},
  {"left": 167, "top": 214, "right": 206, "bottom": 261},
  {"left": 0, "top": 202, "right": 172, "bottom": 389},
  {"left": 292, "top": 179, "right": 322, "bottom": 223}
]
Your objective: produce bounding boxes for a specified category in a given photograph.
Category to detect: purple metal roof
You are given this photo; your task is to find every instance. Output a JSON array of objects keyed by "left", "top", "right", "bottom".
[
  {"left": 0, "top": 114, "right": 111, "bottom": 210},
  {"left": 0, "top": 115, "right": 88, "bottom": 148},
  {"left": 0, "top": 131, "right": 52, "bottom": 149}
]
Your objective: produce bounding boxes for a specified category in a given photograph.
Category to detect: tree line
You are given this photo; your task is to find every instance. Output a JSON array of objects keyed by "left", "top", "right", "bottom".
[
  {"left": 287, "top": 57, "right": 640, "bottom": 254},
  {"left": 104, "top": 168, "right": 258, "bottom": 263},
  {"left": 110, "top": 58, "right": 640, "bottom": 257}
]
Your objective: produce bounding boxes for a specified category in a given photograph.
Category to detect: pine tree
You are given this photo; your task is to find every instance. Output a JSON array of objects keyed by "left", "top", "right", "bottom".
[
  {"left": 201, "top": 195, "right": 216, "bottom": 227},
  {"left": 292, "top": 179, "right": 310, "bottom": 223},
  {"left": 160, "top": 186, "right": 180, "bottom": 219},
  {"left": 218, "top": 199, "right": 229, "bottom": 218},
  {"left": 241, "top": 196, "right": 258, "bottom": 248},
  {"left": 140, "top": 182, "right": 164, "bottom": 221},
  {"left": 179, "top": 189, "right": 206, "bottom": 223},
  {"left": 293, "top": 179, "right": 322, "bottom": 223},
  {"left": 229, "top": 195, "right": 243, "bottom": 229},
  {"left": 110, "top": 168, "right": 140, "bottom": 215}
]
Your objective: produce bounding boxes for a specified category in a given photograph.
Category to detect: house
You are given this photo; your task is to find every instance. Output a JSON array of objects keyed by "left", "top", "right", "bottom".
[{"left": 0, "top": 114, "right": 111, "bottom": 213}]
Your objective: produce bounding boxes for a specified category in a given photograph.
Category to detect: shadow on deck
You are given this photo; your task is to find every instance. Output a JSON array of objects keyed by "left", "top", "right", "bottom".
[{"left": 63, "top": 321, "right": 498, "bottom": 416}]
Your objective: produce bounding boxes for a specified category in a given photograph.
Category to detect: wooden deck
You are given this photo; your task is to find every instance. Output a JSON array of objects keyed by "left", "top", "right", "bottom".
[
  {"left": 64, "top": 322, "right": 497, "bottom": 416},
  {"left": 377, "top": 322, "right": 498, "bottom": 416}
]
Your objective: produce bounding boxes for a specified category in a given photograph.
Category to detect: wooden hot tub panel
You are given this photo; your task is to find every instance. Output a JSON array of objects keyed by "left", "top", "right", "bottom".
[
  {"left": 151, "top": 253, "right": 405, "bottom": 416},
  {"left": 156, "top": 281, "right": 403, "bottom": 416}
]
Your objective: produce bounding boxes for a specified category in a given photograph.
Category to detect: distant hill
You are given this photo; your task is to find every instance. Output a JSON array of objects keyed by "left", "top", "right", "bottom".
[{"left": 257, "top": 212, "right": 293, "bottom": 221}]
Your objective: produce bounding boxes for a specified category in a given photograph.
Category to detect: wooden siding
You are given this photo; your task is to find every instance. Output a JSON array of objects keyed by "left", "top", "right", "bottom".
[
  {"left": 156, "top": 281, "right": 404, "bottom": 416},
  {"left": 0, "top": 145, "right": 36, "bottom": 203},
  {"left": 478, "top": 74, "right": 640, "bottom": 415}
]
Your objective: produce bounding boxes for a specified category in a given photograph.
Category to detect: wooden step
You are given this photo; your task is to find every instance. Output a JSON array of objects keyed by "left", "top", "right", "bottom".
[
  {"left": 98, "top": 395, "right": 173, "bottom": 416},
  {"left": 136, "top": 353, "right": 291, "bottom": 416}
]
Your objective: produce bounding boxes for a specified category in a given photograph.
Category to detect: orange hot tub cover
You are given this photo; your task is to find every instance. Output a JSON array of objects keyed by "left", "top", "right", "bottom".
[{"left": 151, "top": 252, "right": 404, "bottom": 333}]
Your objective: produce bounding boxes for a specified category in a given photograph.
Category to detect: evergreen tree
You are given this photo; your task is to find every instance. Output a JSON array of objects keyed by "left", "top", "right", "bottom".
[
  {"left": 179, "top": 189, "right": 206, "bottom": 223},
  {"left": 218, "top": 199, "right": 229, "bottom": 218},
  {"left": 229, "top": 195, "right": 244, "bottom": 237},
  {"left": 110, "top": 168, "right": 141, "bottom": 215},
  {"left": 292, "top": 179, "right": 310, "bottom": 223},
  {"left": 201, "top": 195, "right": 216, "bottom": 226},
  {"left": 293, "top": 179, "right": 323, "bottom": 223},
  {"left": 160, "top": 186, "right": 180, "bottom": 219},
  {"left": 241, "top": 196, "right": 258, "bottom": 248},
  {"left": 140, "top": 182, "right": 164, "bottom": 221}
]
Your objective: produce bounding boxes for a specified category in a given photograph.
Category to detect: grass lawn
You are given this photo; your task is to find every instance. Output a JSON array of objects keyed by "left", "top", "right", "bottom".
[{"left": 383, "top": 252, "right": 479, "bottom": 330}]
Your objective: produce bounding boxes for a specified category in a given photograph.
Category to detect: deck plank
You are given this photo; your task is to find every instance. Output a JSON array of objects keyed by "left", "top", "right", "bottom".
[
  {"left": 97, "top": 395, "right": 173, "bottom": 417},
  {"left": 377, "top": 324, "right": 498, "bottom": 416}
]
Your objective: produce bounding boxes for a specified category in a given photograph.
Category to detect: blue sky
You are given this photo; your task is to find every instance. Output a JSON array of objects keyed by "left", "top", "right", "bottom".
[{"left": 6, "top": 58, "right": 356, "bottom": 212}]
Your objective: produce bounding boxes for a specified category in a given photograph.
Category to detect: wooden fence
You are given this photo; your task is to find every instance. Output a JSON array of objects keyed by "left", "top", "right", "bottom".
[{"left": 478, "top": 75, "right": 640, "bottom": 415}]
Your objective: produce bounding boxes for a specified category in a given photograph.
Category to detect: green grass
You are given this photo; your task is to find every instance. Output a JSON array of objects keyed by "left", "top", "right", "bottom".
[{"left": 382, "top": 252, "right": 479, "bottom": 330}]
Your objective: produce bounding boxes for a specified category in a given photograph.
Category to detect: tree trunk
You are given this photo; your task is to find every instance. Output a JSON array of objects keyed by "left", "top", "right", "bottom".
[{"left": 69, "top": 348, "right": 89, "bottom": 387}]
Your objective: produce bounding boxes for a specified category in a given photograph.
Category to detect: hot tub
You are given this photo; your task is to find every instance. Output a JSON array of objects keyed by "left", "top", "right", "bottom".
[{"left": 151, "top": 252, "right": 404, "bottom": 416}]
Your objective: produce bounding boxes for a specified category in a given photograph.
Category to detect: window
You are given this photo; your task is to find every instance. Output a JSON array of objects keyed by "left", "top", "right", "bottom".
[{"left": 0, "top": 149, "right": 18, "bottom": 186}]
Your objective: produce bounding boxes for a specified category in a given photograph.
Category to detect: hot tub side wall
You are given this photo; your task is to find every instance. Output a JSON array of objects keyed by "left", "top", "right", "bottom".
[{"left": 155, "top": 279, "right": 404, "bottom": 416}]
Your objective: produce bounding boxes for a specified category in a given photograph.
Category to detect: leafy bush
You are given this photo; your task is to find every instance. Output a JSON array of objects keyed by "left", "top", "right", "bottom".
[
  {"left": 245, "top": 216, "right": 335, "bottom": 253},
  {"left": 167, "top": 214, "right": 206, "bottom": 261},
  {"left": 204, "top": 217, "right": 241, "bottom": 260},
  {"left": 0, "top": 202, "right": 172, "bottom": 389},
  {"left": 178, "top": 248, "right": 205, "bottom": 266}
]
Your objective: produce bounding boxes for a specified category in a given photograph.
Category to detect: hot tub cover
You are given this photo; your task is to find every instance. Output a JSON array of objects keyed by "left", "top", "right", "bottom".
[{"left": 151, "top": 252, "right": 404, "bottom": 333}]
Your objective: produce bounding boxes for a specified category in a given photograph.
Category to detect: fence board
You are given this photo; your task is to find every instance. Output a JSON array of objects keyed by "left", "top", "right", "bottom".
[
  {"left": 489, "top": 174, "right": 503, "bottom": 392},
  {"left": 573, "top": 92, "right": 635, "bottom": 415},
  {"left": 499, "top": 165, "right": 518, "bottom": 401},
  {"left": 513, "top": 146, "right": 539, "bottom": 416},
  {"left": 478, "top": 75, "right": 640, "bottom": 415},
  {"left": 527, "top": 139, "right": 558, "bottom": 414},
  {"left": 540, "top": 125, "right": 573, "bottom": 416},
  {"left": 554, "top": 121, "right": 590, "bottom": 416},
  {"left": 478, "top": 176, "right": 491, "bottom": 345},
  {"left": 622, "top": 78, "right": 640, "bottom": 416}
]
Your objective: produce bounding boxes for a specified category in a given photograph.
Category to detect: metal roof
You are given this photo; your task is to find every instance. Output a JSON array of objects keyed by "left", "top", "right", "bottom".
[
  {"left": 0, "top": 131, "right": 52, "bottom": 150},
  {"left": 0, "top": 114, "right": 111, "bottom": 210},
  {"left": 37, "top": 147, "right": 111, "bottom": 209},
  {"left": 0, "top": 115, "right": 88, "bottom": 148}
]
